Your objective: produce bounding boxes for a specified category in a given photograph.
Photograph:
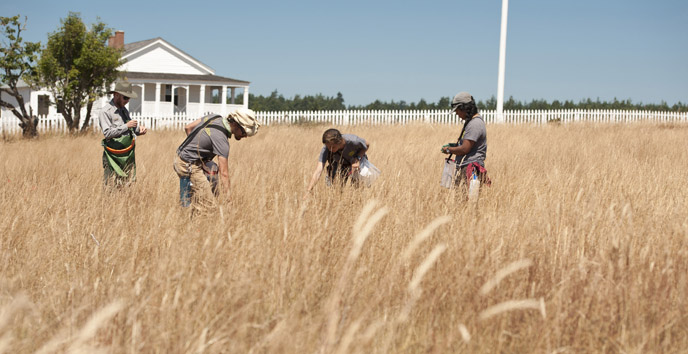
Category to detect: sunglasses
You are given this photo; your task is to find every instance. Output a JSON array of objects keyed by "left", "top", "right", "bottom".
[
  {"left": 122, "top": 95, "right": 130, "bottom": 100},
  {"left": 452, "top": 103, "right": 464, "bottom": 112}
]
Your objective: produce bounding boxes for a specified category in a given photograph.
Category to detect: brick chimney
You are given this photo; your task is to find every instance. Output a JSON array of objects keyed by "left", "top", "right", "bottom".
[{"left": 108, "top": 31, "right": 124, "bottom": 49}]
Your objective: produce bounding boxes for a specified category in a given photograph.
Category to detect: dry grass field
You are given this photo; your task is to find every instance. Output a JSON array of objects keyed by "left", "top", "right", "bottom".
[{"left": 1, "top": 122, "right": 687, "bottom": 353}]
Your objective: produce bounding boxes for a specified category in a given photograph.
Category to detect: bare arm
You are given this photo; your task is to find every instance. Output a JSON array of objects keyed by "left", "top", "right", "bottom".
[
  {"left": 352, "top": 140, "right": 370, "bottom": 170},
  {"left": 445, "top": 139, "right": 475, "bottom": 156},
  {"left": 217, "top": 156, "right": 230, "bottom": 200},
  {"left": 184, "top": 117, "right": 204, "bottom": 136},
  {"left": 359, "top": 140, "right": 370, "bottom": 158},
  {"left": 306, "top": 161, "right": 325, "bottom": 194}
]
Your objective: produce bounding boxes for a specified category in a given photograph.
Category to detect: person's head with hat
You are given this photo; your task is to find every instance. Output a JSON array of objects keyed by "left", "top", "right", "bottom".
[
  {"left": 450, "top": 92, "right": 479, "bottom": 121},
  {"left": 226, "top": 108, "right": 261, "bottom": 140},
  {"left": 109, "top": 79, "right": 138, "bottom": 109}
]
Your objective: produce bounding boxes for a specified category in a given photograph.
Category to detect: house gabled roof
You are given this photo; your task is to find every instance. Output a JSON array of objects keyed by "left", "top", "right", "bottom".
[
  {"left": 122, "top": 37, "right": 215, "bottom": 75},
  {"left": 123, "top": 38, "right": 159, "bottom": 54}
]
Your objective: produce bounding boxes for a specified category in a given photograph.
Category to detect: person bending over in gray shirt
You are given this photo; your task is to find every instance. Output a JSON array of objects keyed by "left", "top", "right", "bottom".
[{"left": 173, "top": 108, "right": 260, "bottom": 215}]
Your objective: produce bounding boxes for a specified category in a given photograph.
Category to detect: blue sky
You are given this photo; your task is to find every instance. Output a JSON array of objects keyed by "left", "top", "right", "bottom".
[{"left": 2, "top": 0, "right": 687, "bottom": 106}]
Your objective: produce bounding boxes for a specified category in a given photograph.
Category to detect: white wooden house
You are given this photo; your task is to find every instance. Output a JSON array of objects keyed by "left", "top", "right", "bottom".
[
  {"left": 1, "top": 31, "right": 250, "bottom": 121},
  {"left": 0, "top": 79, "right": 54, "bottom": 118},
  {"left": 114, "top": 31, "right": 250, "bottom": 117}
]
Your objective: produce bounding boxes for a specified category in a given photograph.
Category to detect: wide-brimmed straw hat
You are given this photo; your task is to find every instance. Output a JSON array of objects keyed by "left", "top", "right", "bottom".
[
  {"left": 109, "top": 80, "right": 138, "bottom": 99},
  {"left": 229, "top": 108, "right": 261, "bottom": 137}
]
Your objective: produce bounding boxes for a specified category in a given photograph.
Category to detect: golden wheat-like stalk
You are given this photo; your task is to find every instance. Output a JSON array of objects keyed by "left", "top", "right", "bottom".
[
  {"left": 479, "top": 258, "right": 533, "bottom": 295},
  {"left": 479, "top": 298, "right": 546, "bottom": 320}
]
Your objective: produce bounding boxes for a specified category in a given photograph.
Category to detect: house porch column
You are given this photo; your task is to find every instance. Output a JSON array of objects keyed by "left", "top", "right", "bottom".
[
  {"left": 186, "top": 86, "right": 190, "bottom": 115},
  {"left": 155, "top": 83, "right": 161, "bottom": 116},
  {"left": 171, "top": 85, "right": 178, "bottom": 115},
  {"left": 221, "top": 86, "right": 228, "bottom": 116},
  {"left": 200, "top": 84, "right": 206, "bottom": 115}
]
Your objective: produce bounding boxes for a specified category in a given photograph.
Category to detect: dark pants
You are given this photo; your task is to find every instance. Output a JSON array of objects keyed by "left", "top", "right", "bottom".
[{"left": 326, "top": 161, "right": 356, "bottom": 187}]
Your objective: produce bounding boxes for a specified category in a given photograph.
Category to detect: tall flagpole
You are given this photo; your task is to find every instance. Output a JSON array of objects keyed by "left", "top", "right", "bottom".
[{"left": 497, "top": 0, "right": 509, "bottom": 122}]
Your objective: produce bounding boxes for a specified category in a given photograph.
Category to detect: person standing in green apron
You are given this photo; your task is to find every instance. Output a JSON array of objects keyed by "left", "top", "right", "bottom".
[{"left": 98, "top": 79, "right": 147, "bottom": 187}]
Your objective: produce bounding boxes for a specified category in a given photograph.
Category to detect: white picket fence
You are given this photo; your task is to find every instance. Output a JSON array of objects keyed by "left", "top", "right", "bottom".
[
  {"left": 1, "top": 109, "right": 686, "bottom": 135},
  {"left": 257, "top": 109, "right": 688, "bottom": 126}
]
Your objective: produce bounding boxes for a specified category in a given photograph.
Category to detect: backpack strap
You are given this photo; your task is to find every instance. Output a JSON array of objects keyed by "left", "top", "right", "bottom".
[
  {"left": 447, "top": 117, "right": 470, "bottom": 163},
  {"left": 176, "top": 114, "right": 227, "bottom": 154},
  {"left": 205, "top": 125, "right": 230, "bottom": 138}
]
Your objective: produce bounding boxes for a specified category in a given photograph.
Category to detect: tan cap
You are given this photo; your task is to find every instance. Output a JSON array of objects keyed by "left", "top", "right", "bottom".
[
  {"left": 109, "top": 79, "right": 138, "bottom": 98},
  {"left": 451, "top": 92, "right": 472, "bottom": 111},
  {"left": 229, "top": 108, "right": 261, "bottom": 137}
]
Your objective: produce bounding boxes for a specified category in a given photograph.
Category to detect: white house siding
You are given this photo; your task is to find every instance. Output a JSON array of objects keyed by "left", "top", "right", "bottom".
[
  {"left": 0, "top": 87, "right": 60, "bottom": 119},
  {"left": 121, "top": 45, "right": 208, "bottom": 75}
]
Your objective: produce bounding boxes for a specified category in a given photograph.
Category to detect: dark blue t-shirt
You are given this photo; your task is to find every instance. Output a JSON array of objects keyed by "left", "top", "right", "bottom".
[{"left": 318, "top": 134, "right": 367, "bottom": 165}]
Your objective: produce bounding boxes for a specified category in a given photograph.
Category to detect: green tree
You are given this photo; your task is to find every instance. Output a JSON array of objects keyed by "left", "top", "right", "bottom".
[
  {"left": 245, "top": 90, "right": 686, "bottom": 112},
  {"left": 0, "top": 15, "right": 41, "bottom": 137},
  {"left": 36, "top": 12, "right": 122, "bottom": 133},
  {"left": 335, "top": 92, "right": 345, "bottom": 108},
  {"left": 436, "top": 96, "right": 451, "bottom": 110}
]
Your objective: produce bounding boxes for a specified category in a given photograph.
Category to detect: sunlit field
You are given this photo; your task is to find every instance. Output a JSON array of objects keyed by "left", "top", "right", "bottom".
[{"left": 1, "top": 122, "right": 687, "bottom": 353}]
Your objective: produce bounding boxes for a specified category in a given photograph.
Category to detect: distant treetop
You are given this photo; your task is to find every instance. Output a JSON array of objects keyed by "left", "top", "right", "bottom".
[{"left": 241, "top": 91, "right": 686, "bottom": 112}]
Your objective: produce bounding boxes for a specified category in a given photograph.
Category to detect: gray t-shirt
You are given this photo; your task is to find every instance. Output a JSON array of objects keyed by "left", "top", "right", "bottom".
[
  {"left": 318, "top": 134, "right": 367, "bottom": 165},
  {"left": 458, "top": 115, "right": 487, "bottom": 167},
  {"left": 177, "top": 114, "right": 231, "bottom": 163}
]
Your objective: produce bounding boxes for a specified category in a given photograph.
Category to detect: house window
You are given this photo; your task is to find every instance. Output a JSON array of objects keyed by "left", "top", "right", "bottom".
[
  {"left": 229, "top": 87, "right": 245, "bottom": 104},
  {"left": 38, "top": 95, "right": 50, "bottom": 116},
  {"left": 210, "top": 87, "right": 221, "bottom": 104},
  {"left": 56, "top": 96, "right": 63, "bottom": 113},
  {"left": 164, "top": 85, "right": 179, "bottom": 105}
]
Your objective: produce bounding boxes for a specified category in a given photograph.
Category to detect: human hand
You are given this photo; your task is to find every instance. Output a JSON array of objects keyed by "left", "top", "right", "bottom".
[
  {"left": 351, "top": 159, "right": 361, "bottom": 171},
  {"left": 138, "top": 125, "right": 147, "bottom": 135},
  {"left": 126, "top": 120, "right": 138, "bottom": 129},
  {"left": 441, "top": 143, "right": 458, "bottom": 154}
]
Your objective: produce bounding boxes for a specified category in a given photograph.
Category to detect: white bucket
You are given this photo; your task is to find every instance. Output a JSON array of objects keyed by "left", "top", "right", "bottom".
[{"left": 440, "top": 158, "right": 457, "bottom": 189}]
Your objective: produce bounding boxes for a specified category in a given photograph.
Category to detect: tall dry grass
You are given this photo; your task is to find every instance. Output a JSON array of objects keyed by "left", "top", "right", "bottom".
[{"left": 1, "top": 122, "right": 687, "bottom": 353}]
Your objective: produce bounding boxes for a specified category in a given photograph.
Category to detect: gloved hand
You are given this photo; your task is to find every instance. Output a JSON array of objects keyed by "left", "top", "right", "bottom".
[{"left": 441, "top": 143, "right": 458, "bottom": 154}]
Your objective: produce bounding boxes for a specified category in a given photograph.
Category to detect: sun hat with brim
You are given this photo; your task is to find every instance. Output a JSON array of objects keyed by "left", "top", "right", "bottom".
[
  {"left": 229, "top": 108, "right": 261, "bottom": 137},
  {"left": 451, "top": 91, "right": 472, "bottom": 111},
  {"left": 109, "top": 80, "right": 138, "bottom": 99}
]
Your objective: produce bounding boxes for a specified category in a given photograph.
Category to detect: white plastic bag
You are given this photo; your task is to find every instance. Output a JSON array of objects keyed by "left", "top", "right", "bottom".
[
  {"left": 440, "top": 158, "right": 457, "bottom": 189},
  {"left": 356, "top": 158, "right": 381, "bottom": 187}
]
